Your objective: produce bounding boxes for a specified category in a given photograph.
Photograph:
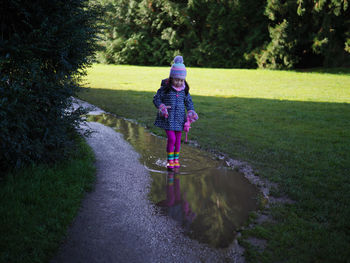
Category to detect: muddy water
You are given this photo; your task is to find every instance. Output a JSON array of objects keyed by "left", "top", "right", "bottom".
[{"left": 87, "top": 113, "right": 259, "bottom": 248}]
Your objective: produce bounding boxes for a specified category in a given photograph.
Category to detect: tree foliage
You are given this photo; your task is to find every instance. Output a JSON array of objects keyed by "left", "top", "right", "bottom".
[
  {"left": 95, "top": 0, "right": 269, "bottom": 68},
  {"left": 258, "top": 0, "right": 350, "bottom": 68},
  {"left": 95, "top": 0, "right": 349, "bottom": 69},
  {"left": 0, "top": 0, "right": 101, "bottom": 171}
]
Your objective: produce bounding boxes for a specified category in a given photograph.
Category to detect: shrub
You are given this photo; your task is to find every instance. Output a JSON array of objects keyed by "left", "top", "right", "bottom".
[{"left": 0, "top": 0, "right": 101, "bottom": 172}]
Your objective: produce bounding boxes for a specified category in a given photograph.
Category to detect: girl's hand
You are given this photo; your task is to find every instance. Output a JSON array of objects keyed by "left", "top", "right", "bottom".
[
  {"left": 159, "top": 104, "right": 171, "bottom": 118},
  {"left": 187, "top": 110, "right": 198, "bottom": 122}
]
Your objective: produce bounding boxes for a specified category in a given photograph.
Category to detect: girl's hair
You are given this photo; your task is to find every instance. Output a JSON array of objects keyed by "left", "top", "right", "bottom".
[{"left": 164, "top": 77, "right": 189, "bottom": 95}]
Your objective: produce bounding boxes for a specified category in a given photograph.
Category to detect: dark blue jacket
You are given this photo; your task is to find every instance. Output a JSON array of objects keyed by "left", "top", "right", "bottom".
[{"left": 153, "top": 79, "right": 195, "bottom": 131}]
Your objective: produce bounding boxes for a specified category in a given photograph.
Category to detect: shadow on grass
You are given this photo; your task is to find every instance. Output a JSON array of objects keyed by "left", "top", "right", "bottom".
[{"left": 79, "top": 87, "right": 350, "bottom": 262}]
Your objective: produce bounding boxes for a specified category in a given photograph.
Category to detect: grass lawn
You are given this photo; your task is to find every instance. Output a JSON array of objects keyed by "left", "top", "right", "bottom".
[
  {"left": 0, "top": 138, "right": 95, "bottom": 263},
  {"left": 79, "top": 64, "right": 350, "bottom": 262}
]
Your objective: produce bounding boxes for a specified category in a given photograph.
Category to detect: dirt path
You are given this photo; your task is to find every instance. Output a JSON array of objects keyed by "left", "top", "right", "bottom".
[{"left": 51, "top": 100, "right": 244, "bottom": 263}]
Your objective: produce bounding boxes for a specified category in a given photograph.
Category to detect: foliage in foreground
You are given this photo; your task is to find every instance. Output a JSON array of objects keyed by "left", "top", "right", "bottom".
[
  {"left": 0, "top": 138, "right": 95, "bottom": 263},
  {"left": 0, "top": 0, "right": 100, "bottom": 172}
]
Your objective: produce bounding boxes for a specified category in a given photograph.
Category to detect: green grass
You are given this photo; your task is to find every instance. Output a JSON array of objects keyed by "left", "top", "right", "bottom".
[
  {"left": 80, "top": 64, "right": 350, "bottom": 102},
  {"left": 79, "top": 64, "right": 350, "bottom": 262},
  {"left": 0, "top": 138, "right": 95, "bottom": 263}
]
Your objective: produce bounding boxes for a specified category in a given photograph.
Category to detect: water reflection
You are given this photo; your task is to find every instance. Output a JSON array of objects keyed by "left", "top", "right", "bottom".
[
  {"left": 87, "top": 113, "right": 259, "bottom": 248},
  {"left": 156, "top": 169, "right": 196, "bottom": 232}
]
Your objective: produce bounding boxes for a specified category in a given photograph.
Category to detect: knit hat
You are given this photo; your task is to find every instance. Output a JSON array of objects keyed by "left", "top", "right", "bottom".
[{"left": 169, "top": 56, "right": 187, "bottom": 80}]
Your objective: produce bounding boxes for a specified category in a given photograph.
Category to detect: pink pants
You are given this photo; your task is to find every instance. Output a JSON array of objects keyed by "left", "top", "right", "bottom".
[{"left": 165, "top": 130, "right": 182, "bottom": 152}]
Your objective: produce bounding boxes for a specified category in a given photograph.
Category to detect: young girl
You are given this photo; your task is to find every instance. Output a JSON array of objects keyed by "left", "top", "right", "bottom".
[{"left": 153, "top": 56, "right": 198, "bottom": 169}]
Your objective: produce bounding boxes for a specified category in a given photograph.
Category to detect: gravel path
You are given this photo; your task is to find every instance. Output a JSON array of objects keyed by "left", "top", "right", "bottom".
[{"left": 51, "top": 100, "right": 244, "bottom": 263}]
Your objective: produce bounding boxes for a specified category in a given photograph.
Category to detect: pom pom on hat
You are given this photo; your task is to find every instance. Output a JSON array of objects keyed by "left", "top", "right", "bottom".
[
  {"left": 170, "top": 55, "right": 187, "bottom": 80},
  {"left": 173, "top": 55, "right": 184, "bottom": 64}
]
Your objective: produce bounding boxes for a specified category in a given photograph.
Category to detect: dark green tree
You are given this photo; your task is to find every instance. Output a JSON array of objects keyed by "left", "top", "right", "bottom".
[
  {"left": 258, "top": 0, "right": 350, "bottom": 69},
  {"left": 186, "top": 0, "right": 269, "bottom": 68},
  {"left": 95, "top": 0, "right": 188, "bottom": 65},
  {"left": 95, "top": 0, "right": 268, "bottom": 68},
  {"left": 95, "top": 0, "right": 349, "bottom": 68},
  {"left": 0, "top": 0, "right": 101, "bottom": 171}
]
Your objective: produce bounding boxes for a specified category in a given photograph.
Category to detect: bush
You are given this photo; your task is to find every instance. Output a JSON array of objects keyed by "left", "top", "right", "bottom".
[{"left": 0, "top": 0, "right": 101, "bottom": 172}]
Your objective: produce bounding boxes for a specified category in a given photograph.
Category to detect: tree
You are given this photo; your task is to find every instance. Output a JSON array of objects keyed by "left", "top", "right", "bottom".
[
  {"left": 0, "top": 0, "right": 101, "bottom": 171},
  {"left": 186, "top": 0, "right": 269, "bottom": 68},
  {"left": 95, "top": 0, "right": 269, "bottom": 68},
  {"left": 258, "top": 0, "right": 350, "bottom": 69}
]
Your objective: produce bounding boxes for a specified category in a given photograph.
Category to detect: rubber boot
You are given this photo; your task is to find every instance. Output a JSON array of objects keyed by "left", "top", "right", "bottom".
[
  {"left": 174, "top": 152, "right": 180, "bottom": 168},
  {"left": 167, "top": 152, "right": 174, "bottom": 169}
]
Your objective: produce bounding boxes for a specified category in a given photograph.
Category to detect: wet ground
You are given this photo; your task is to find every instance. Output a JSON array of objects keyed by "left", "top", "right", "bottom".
[
  {"left": 51, "top": 99, "right": 260, "bottom": 262},
  {"left": 87, "top": 111, "right": 259, "bottom": 249}
]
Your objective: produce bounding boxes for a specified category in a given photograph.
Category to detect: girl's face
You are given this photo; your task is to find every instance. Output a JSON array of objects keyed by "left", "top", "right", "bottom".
[{"left": 172, "top": 78, "right": 185, "bottom": 87}]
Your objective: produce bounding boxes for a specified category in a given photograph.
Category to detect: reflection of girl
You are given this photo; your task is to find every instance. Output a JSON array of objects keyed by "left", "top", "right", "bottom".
[
  {"left": 153, "top": 56, "right": 198, "bottom": 169},
  {"left": 156, "top": 170, "right": 196, "bottom": 228}
]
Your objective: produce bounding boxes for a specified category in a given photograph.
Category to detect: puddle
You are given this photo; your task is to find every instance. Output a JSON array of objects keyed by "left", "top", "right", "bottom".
[{"left": 87, "top": 113, "right": 259, "bottom": 248}]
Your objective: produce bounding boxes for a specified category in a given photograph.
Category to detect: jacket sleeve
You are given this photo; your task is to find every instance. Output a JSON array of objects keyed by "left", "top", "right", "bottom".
[
  {"left": 153, "top": 79, "right": 168, "bottom": 108},
  {"left": 184, "top": 92, "right": 195, "bottom": 111}
]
